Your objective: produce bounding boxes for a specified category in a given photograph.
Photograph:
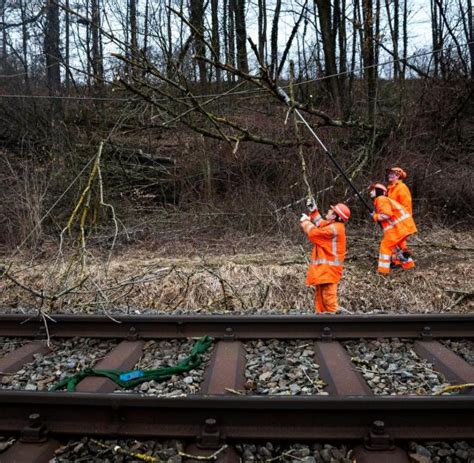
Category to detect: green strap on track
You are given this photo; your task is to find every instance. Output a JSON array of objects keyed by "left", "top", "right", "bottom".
[{"left": 52, "top": 335, "right": 212, "bottom": 392}]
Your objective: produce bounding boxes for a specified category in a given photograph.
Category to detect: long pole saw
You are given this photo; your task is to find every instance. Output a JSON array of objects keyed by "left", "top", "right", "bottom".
[{"left": 277, "top": 87, "right": 373, "bottom": 213}]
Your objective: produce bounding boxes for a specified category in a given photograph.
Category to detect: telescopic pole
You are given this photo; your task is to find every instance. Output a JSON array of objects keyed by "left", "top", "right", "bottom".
[{"left": 277, "top": 87, "right": 374, "bottom": 213}]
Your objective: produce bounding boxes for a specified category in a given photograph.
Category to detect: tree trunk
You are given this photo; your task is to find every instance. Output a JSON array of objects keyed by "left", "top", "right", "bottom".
[
  {"left": 315, "top": 0, "right": 341, "bottom": 111},
  {"left": 226, "top": 0, "right": 236, "bottom": 82},
  {"left": 233, "top": 0, "right": 248, "bottom": 74},
  {"left": 374, "top": 0, "right": 380, "bottom": 71},
  {"left": 402, "top": 0, "right": 407, "bottom": 78},
  {"left": 211, "top": 0, "right": 221, "bottom": 84},
  {"left": 349, "top": 0, "right": 359, "bottom": 101},
  {"left": 166, "top": 0, "right": 173, "bottom": 77},
  {"left": 468, "top": 0, "right": 474, "bottom": 79},
  {"left": 362, "top": 0, "right": 376, "bottom": 124},
  {"left": 0, "top": 0, "right": 7, "bottom": 71},
  {"left": 85, "top": 0, "right": 91, "bottom": 87},
  {"left": 190, "top": 0, "right": 207, "bottom": 85},
  {"left": 270, "top": 0, "right": 281, "bottom": 77},
  {"left": 336, "top": 0, "right": 348, "bottom": 112},
  {"left": 385, "top": 0, "right": 400, "bottom": 79},
  {"left": 257, "top": 0, "right": 267, "bottom": 63},
  {"left": 129, "top": 0, "right": 138, "bottom": 75},
  {"left": 65, "top": 0, "right": 70, "bottom": 88},
  {"left": 44, "top": 0, "right": 61, "bottom": 95},
  {"left": 90, "top": 0, "right": 103, "bottom": 86},
  {"left": 144, "top": 0, "right": 149, "bottom": 55}
]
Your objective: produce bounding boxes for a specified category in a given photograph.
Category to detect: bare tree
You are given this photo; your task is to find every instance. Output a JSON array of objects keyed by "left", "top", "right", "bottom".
[
  {"left": 211, "top": 0, "right": 221, "bottom": 84},
  {"left": 0, "top": 0, "right": 7, "bottom": 69},
  {"left": 335, "top": 0, "right": 348, "bottom": 112},
  {"left": 129, "top": 0, "right": 138, "bottom": 76},
  {"left": 90, "top": 0, "right": 103, "bottom": 86},
  {"left": 233, "top": 0, "right": 248, "bottom": 73},
  {"left": 385, "top": 0, "right": 400, "bottom": 79},
  {"left": 257, "top": 0, "right": 267, "bottom": 63},
  {"left": 190, "top": 0, "right": 207, "bottom": 84},
  {"left": 270, "top": 0, "right": 281, "bottom": 77},
  {"left": 64, "top": 0, "right": 70, "bottom": 88},
  {"left": 468, "top": 0, "right": 474, "bottom": 79},
  {"left": 362, "top": 0, "right": 376, "bottom": 124},
  {"left": 20, "top": 0, "right": 30, "bottom": 84},
  {"left": 225, "top": 0, "right": 236, "bottom": 82},
  {"left": 44, "top": 0, "right": 61, "bottom": 95},
  {"left": 315, "top": 0, "right": 341, "bottom": 111},
  {"left": 431, "top": 0, "right": 444, "bottom": 77}
]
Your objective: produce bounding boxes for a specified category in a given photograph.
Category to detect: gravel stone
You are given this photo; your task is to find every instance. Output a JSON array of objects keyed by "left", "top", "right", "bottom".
[
  {"left": 236, "top": 443, "right": 352, "bottom": 462},
  {"left": 130, "top": 339, "right": 212, "bottom": 396},
  {"left": 344, "top": 338, "right": 448, "bottom": 395},
  {"left": 0, "top": 338, "right": 118, "bottom": 391},
  {"left": 49, "top": 437, "right": 184, "bottom": 462},
  {"left": 244, "top": 340, "right": 325, "bottom": 395},
  {"left": 409, "top": 441, "right": 474, "bottom": 462}
]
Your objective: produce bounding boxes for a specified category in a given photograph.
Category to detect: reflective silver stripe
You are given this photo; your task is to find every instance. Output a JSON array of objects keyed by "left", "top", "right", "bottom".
[
  {"left": 382, "top": 198, "right": 411, "bottom": 231},
  {"left": 378, "top": 261, "right": 391, "bottom": 268},
  {"left": 311, "top": 259, "right": 341, "bottom": 266},
  {"left": 311, "top": 224, "right": 342, "bottom": 267},
  {"left": 311, "top": 213, "right": 322, "bottom": 225},
  {"left": 379, "top": 253, "right": 391, "bottom": 260},
  {"left": 382, "top": 212, "right": 410, "bottom": 231},
  {"left": 330, "top": 224, "right": 341, "bottom": 265}
]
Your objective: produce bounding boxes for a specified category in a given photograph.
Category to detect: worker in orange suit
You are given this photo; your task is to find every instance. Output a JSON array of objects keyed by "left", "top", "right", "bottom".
[
  {"left": 369, "top": 183, "right": 417, "bottom": 274},
  {"left": 386, "top": 167, "right": 417, "bottom": 258},
  {"left": 300, "top": 200, "right": 350, "bottom": 313}
]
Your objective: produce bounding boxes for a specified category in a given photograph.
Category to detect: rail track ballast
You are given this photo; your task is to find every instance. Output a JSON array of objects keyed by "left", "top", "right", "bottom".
[{"left": 0, "top": 313, "right": 473, "bottom": 462}]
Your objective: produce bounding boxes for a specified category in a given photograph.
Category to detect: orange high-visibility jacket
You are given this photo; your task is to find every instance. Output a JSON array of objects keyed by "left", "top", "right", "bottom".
[
  {"left": 301, "top": 216, "right": 346, "bottom": 285},
  {"left": 373, "top": 196, "right": 417, "bottom": 244},
  {"left": 388, "top": 180, "right": 413, "bottom": 215}
]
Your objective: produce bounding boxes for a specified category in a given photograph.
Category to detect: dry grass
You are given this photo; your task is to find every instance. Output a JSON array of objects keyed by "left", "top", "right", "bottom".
[{"left": 0, "top": 225, "right": 472, "bottom": 315}]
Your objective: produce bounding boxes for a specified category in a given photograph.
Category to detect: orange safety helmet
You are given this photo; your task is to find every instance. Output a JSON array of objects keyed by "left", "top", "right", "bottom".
[
  {"left": 369, "top": 182, "right": 388, "bottom": 194},
  {"left": 386, "top": 167, "right": 407, "bottom": 179},
  {"left": 331, "top": 203, "right": 351, "bottom": 222}
]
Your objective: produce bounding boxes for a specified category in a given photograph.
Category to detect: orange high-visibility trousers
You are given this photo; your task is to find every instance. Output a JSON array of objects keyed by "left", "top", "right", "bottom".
[
  {"left": 378, "top": 237, "right": 415, "bottom": 274},
  {"left": 314, "top": 283, "right": 338, "bottom": 313}
]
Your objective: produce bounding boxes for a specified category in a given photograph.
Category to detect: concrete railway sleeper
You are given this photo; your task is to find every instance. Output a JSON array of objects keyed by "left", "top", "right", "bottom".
[{"left": 0, "top": 314, "right": 473, "bottom": 463}]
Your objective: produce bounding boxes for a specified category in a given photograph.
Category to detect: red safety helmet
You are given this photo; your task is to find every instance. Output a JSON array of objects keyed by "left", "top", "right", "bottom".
[
  {"left": 369, "top": 182, "right": 388, "bottom": 194},
  {"left": 386, "top": 167, "right": 407, "bottom": 179},
  {"left": 331, "top": 203, "right": 351, "bottom": 222}
]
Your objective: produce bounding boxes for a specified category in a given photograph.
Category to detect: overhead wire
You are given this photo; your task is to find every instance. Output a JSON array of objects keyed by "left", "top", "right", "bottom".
[{"left": 0, "top": 41, "right": 471, "bottom": 103}]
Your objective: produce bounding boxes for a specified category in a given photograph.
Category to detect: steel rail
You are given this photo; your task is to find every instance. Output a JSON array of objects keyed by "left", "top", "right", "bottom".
[
  {"left": 0, "top": 392, "right": 473, "bottom": 440},
  {"left": 0, "top": 314, "right": 473, "bottom": 339}
]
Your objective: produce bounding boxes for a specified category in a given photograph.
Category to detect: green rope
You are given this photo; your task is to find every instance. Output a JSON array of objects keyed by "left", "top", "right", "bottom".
[{"left": 52, "top": 336, "right": 213, "bottom": 392}]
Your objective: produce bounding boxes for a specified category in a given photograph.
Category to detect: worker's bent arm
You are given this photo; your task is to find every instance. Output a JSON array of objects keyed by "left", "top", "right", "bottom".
[
  {"left": 373, "top": 212, "right": 391, "bottom": 221},
  {"left": 305, "top": 224, "right": 336, "bottom": 246},
  {"left": 373, "top": 197, "right": 393, "bottom": 221}
]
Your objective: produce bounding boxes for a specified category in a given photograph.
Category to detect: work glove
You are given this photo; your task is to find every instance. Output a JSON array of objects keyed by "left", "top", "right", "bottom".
[
  {"left": 300, "top": 213, "right": 310, "bottom": 222},
  {"left": 306, "top": 197, "right": 318, "bottom": 212}
]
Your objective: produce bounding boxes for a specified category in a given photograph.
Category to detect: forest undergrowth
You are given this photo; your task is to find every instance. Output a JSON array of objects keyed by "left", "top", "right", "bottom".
[{"left": 1, "top": 223, "right": 472, "bottom": 315}]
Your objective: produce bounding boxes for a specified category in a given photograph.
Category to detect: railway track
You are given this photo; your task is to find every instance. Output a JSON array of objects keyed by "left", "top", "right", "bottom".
[{"left": 0, "top": 313, "right": 473, "bottom": 462}]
